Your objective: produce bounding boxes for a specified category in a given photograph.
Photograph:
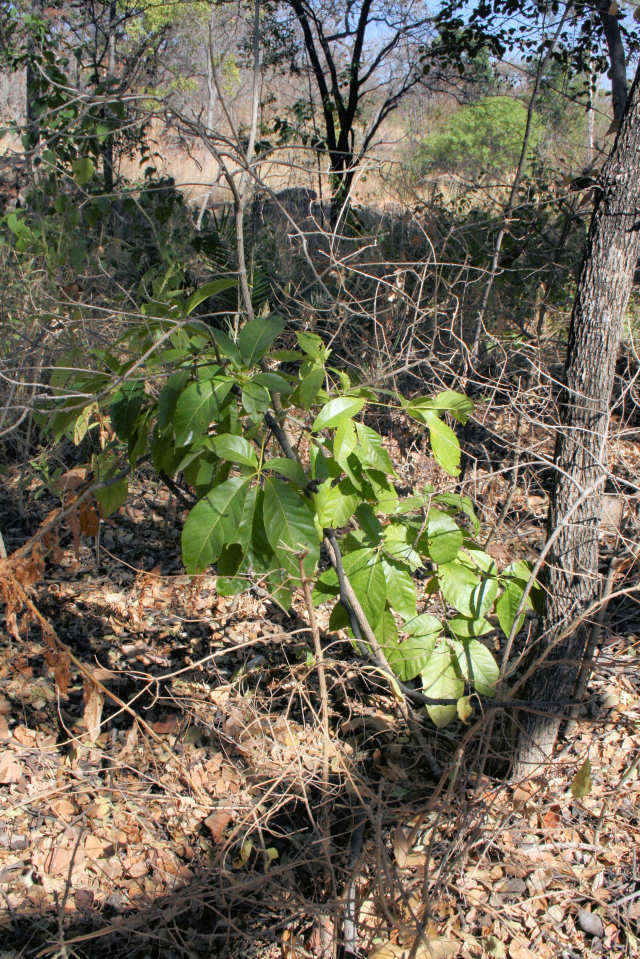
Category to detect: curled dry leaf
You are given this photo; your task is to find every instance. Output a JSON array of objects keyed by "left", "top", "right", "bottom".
[
  {"left": 204, "top": 809, "right": 233, "bottom": 843},
  {"left": 0, "top": 752, "right": 24, "bottom": 784},
  {"left": 83, "top": 679, "right": 104, "bottom": 743},
  {"left": 369, "top": 938, "right": 458, "bottom": 958}
]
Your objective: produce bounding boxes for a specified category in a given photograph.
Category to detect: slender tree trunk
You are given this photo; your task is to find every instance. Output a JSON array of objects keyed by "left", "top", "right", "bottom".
[
  {"left": 25, "top": 0, "right": 43, "bottom": 179},
  {"left": 103, "top": 0, "right": 117, "bottom": 196},
  {"left": 514, "top": 61, "right": 640, "bottom": 776}
]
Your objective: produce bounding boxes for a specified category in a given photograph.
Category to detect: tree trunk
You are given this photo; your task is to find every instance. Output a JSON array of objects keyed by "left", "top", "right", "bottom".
[
  {"left": 25, "top": 0, "right": 44, "bottom": 176},
  {"left": 514, "top": 61, "right": 640, "bottom": 776},
  {"left": 102, "top": 0, "right": 117, "bottom": 196}
]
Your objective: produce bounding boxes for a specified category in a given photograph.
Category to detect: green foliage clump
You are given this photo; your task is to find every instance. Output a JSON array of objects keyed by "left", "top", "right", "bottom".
[
  {"left": 42, "top": 291, "right": 541, "bottom": 728},
  {"left": 417, "top": 96, "right": 542, "bottom": 180}
]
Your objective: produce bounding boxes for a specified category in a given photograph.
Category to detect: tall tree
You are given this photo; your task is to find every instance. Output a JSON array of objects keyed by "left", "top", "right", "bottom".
[
  {"left": 515, "top": 57, "right": 640, "bottom": 774},
  {"left": 275, "top": 0, "right": 432, "bottom": 220}
]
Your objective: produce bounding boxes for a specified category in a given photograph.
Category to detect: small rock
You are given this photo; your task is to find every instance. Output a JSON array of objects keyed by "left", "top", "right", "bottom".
[{"left": 577, "top": 908, "right": 604, "bottom": 938}]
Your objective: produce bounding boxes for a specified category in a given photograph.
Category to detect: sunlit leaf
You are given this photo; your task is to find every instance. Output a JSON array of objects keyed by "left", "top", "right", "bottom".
[
  {"left": 182, "top": 477, "right": 250, "bottom": 573},
  {"left": 421, "top": 645, "right": 464, "bottom": 727},
  {"left": 313, "top": 396, "right": 365, "bottom": 431},
  {"left": 211, "top": 433, "right": 258, "bottom": 468},
  {"left": 263, "top": 477, "right": 319, "bottom": 581},
  {"left": 571, "top": 758, "right": 592, "bottom": 798},
  {"left": 456, "top": 639, "right": 499, "bottom": 696},
  {"left": 238, "top": 314, "right": 285, "bottom": 366}
]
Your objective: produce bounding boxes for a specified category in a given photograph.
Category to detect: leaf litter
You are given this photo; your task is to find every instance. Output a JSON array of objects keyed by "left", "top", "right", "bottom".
[{"left": 0, "top": 443, "right": 638, "bottom": 959}]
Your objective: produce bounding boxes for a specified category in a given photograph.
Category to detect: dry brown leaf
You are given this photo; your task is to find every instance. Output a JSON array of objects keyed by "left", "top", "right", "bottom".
[
  {"left": 508, "top": 939, "right": 535, "bottom": 959},
  {"left": 84, "top": 835, "right": 113, "bottom": 860},
  {"left": 126, "top": 857, "right": 148, "bottom": 878},
  {"left": 85, "top": 799, "right": 111, "bottom": 819},
  {"left": 151, "top": 715, "right": 180, "bottom": 734},
  {"left": 393, "top": 824, "right": 411, "bottom": 869},
  {"left": 512, "top": 784, "right": 534, "bottom": 811},
  {"left": 369, "top": 939, "right": 458, "bottom": 959},
  {"left": 45, "top": 839, "right": 82, "bottom": 877},
  {"left": 74, "top": 888, "right": 95, "bottom": 911},
  {"left": 83, "top": 680, "right": 104, "bottom": 744},
  {"left": 50, "top": 798, "right": 76, "bottom": 820},
  {"left": 11, "top": 725, "right": 35, "bottom": 745},
  {"left": 368, "top": 945, "right": 407, "bottom": 959},
  {"left": 204, "top": 809, "right": 233, "bottom": 843},
  {"left": 0, "top": 752, "right": 24, "bottom": 784},
  {"left": 0, "top": 715, "right": 9, "bottom": 740},
  {"left": 542, "top": 806, "right": 561, "bottom": 830}
]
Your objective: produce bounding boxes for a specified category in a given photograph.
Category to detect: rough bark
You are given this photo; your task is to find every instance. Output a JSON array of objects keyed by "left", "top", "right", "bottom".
[
  {"left": 514, "top": 60, "right": 640, "bottom": 776},
  {"left": 597, "top": 0, "right": 628, "bottom": 127}
]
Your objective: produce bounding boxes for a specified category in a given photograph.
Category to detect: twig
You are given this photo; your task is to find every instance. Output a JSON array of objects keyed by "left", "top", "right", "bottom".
[{"left": 298, "top": 550, "right": 335, "bottom": 899}]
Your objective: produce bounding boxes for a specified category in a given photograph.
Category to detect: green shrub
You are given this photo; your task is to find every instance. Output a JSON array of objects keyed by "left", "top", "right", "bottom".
[{"left": 417, "top": 96, "right": 542, "bottom": 180}]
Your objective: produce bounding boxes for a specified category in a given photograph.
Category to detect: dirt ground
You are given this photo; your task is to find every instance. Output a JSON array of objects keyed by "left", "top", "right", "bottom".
[{"left": 1, "top": 414, "right": 639, "bottom": 959}]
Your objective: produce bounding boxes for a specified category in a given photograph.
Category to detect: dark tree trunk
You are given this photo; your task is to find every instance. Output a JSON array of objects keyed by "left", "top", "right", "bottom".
[
  {"left": 515, "top": 61, "right": 640, "bottom": 775},
  {"left": 102, "top": 0, "right": 117, "bottom": 196},
  {"left": 25, "top": 0, "right": 44, "bottom": 173}
]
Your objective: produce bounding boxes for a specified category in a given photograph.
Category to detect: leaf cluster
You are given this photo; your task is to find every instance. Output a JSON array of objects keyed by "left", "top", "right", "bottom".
[{"left": 44, "top": 284, "right": 542, "bottom": 726}]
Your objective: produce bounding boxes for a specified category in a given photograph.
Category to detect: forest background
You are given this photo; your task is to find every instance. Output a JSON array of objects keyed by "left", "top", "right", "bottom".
[{"left": 1, "top": 1, "right": 640, "bottom": 957}]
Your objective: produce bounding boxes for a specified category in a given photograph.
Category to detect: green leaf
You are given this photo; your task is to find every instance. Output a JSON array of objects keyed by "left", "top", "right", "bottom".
[
  {"left": 471, "top": 575, "right": 499, "bottom": 619},
  {"left": 72, "top": 156, "right": 95, "bottom": 185},
  {"left": 421, "top": 645, "right": 464, "bottom": 727},
  {"left": 212, "top": 434, "right": 258, "bottom": 468},
  {"left": 157, "top": 370, "right": 190, "bottom": 429},
  {"left": 185, "top": 278, "right": 237, "bottom": 316},
  {"left": 438, "top": 561, "right": 480, "bottom": 617},
  {"left": 293, "top": 365, "right": 325, "bottom": 408},
  {"left": 571, "top": 759, "right": 592, "bottom": 798},
  {"left": 385, "top": 631, "right": 438, "bottom": 682},
  {"left": 354, "top": 503, "right": 382, "bottom": 543},
  {"left": 456, "top": 639, "right": 499, "bottom": 697},
  {"left": 448, "top": 615, "right": 493, "bottom": 638},
  {"left": 110, "top": 381, "right": 145, "bottom": 442},
  {"left": 434, "top": 492, "right": 480, "bottom": 534},
  {"left": 182, "top": 477, "right": 250, "bottom": 574},
  {"left": 262, "top": 477, "right": 319, "bottom": 581},
  {"left": 341, "top": 549, "right": 386, "bottom": 631},
  {"left": 69, "top": 244, "right": 86, "bottom": 272},
  {"left": 423, "top": 411, "right": 462, "bottom": 476},
  {"left": 333, "top": 417, "right": 358, "bottom": 467},
  {"left": 465, "top": 549, "right": 497, "bottom": 575},
  {"left": 173, "top": 378, "right": 233, "bottom": 446},
  {"left": 182, "top": 452, "right": 218, "bottom": 496},
  {"left": 238, "top": 314, "right": 285, "bottom": 366},
  {"left": 381, "top": 559, "right": 417, "bottom": 619},
  {"left": 267, "top": 457, "right": 308, "bottom": 486},
  {"left": 209, "top": 328, "right": 242, "bottom": 367},
  {"left": 313, "top": 396, "right": 365, "bottom": 431},
  {"left": 313, "top": 479, "right": 359, "bottom": 528},
  {"left": 457, "top": 696, "right": 473, "bottom": 723},
  {"left": 242, "top": 380, "right": 270, "bottom": 419},
  {"left": 374, "top": 608, "right": 399, "bottom": 648},
  {"left": 403, "top": 613, "right": 443, "bottom": 640},
  {"left": 365, "top": 470, "right": 399, "bottom": 515},
  {"left": 329, "top": 600, "right": 351, "bottom": 631},
  {"left": 252, "top": 371, "right": 293, "bottom": 394},
  {"left": 410, "top": 390, "right": 473, "bottom": 424},
  {"left": 297, "top": 330, "right": 329, "bottom": 360},
  {"left": 94, "top": 477, "right": 128, "bottom": 519},
  {"left": 72, "top": 401, "right": 97, "bottom": 445},
  {"left": 383, "top": 523, "right": 422, "bottom": 570},
  {"left": 422, "top": 508, "right": 463, "bottom": 565},
  {"left": 496, "top": 582, "right": 526, "bottom": 638},
  {"left": 355, "top": 422, "right": 395, "bottom": 475}
]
